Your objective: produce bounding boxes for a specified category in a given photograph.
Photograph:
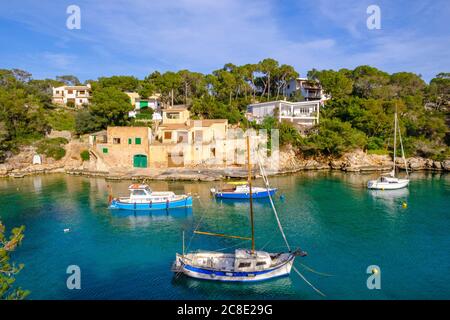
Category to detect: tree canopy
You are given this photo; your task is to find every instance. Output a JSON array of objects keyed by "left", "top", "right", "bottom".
[{"left": 0, "top": 61, "right": 448, "bottom": 162}]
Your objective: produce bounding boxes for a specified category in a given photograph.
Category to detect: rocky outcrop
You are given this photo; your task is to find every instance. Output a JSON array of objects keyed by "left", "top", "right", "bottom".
[
  {"left": 441, "top": 160, "right": 450, "bottom": 171},
  {"left": 0, "top": 139, "right": 89, "bottom": 178},
  {"left": 1, "top": 142, "right": 449, "bottom": 181}
]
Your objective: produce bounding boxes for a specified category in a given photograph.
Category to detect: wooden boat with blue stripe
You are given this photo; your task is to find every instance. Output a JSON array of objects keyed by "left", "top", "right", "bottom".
[
  {"left": 174, "top": 249, "right": 302, "bottom": 282},
  {"left": 109, "top": 184, "right": 192, "bottom": 210},
  {"left": 173, "top": 135, "right": 306, "bottom": 282}
]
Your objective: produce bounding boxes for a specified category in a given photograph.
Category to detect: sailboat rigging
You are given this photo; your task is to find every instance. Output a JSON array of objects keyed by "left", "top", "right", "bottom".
[
  {"left": 367, "top": 106, "right": 410, "bottom": 190},
  {"left": 172, "top": 134, "right": 305, "bottom": 282}
]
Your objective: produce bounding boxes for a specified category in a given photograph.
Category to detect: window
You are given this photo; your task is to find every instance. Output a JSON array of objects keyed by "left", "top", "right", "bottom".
[
  {"left": 166, "top": 112, "right": 180, "bottom": 119},
  {"left": 68, "top": 90, "right": 73, "bottom": 94},
  {"left": 195, "top": 130, "right": 203, "bottom": 142},
  {"left": 128, "top": 138, "right": 132, "bottom": 145},
  {"left": 164, "top": 131, "right": 172, "bottom": 140},
  {"left": 135, "top": 137, "right": 141, "bottom": 145},
  {"left": 211, "top": 148, "right": 216, "bottom": 157},
  {"left": 113, "top": 138, "right": 121, "bottom": 144},
  {"left": 132, "top": 190, "right": 146, "bottom": 196},
  {"left": 238, "top": 262, "right": 251, "bottom": 268},
  {"left": 256, "top": 261, "right": 266, "bottom": 266},
  {"left": 102, "top": 148, "right": 108, "bottom": 154}
]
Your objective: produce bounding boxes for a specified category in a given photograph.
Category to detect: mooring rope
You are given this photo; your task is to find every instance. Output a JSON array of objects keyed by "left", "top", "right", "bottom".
[
  {"left": 292, "top": 265, "right": 326, "bottom": 297},
  {"left": 299, "top": 263, "right": 334, "bottom": 277},
  {"left": 256, "top": 151, "right": 291, "bottom": 252}
]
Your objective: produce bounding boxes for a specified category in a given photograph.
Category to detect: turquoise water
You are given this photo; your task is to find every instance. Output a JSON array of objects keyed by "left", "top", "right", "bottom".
[{"left": 0, "top": 172, "right": 449, "bottom": 300}]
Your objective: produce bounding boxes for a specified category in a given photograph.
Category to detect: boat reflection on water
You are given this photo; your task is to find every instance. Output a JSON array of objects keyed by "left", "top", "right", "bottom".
[
  {"left": 111, "top": 207, "right": 193, "bottom": 220},
  {"left": 214, "top": 197, "right": 273, "bottom": 209},
  {"left": 171, "top": 270, "right": 294, "bottom": 296},
  {"left": 368, "top": 188, "right": 409, "bottom": 209}
]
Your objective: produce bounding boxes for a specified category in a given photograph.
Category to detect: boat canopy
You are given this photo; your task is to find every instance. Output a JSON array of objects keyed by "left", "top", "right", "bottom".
[
  {"left": 227, "top": 181, "right": 248, "bottom": 185},
  {"left": 235, "top": 249, "right": 270, "bottom": 259},
  {"left": 128, "top": 184, "right": 151, "bottom": 191}
]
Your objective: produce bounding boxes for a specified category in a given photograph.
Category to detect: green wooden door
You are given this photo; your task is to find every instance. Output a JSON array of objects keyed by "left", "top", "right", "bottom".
[{"left": 133, "top": 154, "right": 147, "bottom": 168}]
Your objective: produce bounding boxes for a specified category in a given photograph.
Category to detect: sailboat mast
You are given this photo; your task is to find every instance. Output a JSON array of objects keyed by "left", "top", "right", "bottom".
[
  {"left": 393, "top": 107, "right": 397, "bottom": 176},
  {"left": 247, "top": 135, "right": 255, "bottom": 253}
]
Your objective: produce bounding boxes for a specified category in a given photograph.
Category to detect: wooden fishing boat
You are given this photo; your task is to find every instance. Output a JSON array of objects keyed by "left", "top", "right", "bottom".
[
  {"left": 173, "top": 135, "right": 305, "bottom": 282},
  {"left": 109, "top": 184, "right": 192, "bottom": 210}
]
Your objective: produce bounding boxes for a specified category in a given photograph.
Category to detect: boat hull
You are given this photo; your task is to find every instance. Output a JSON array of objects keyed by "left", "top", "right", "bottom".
[
  {"left": 174, "top": 255, "right": 295, "bottom": 282},
  {"left": 367, "top": 179, "right": 409, "bottom": 190},
  {"left": 109, "top": 196, "right": 193, "bottom": 210},
  {"left": 214, "top": 188, "right": 277, "bottom": 199}
]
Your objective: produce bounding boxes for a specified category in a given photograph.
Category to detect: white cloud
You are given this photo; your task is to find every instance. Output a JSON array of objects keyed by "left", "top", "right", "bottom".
[{"left": 0, "top": 0, "right": 448, "bottom": 81}]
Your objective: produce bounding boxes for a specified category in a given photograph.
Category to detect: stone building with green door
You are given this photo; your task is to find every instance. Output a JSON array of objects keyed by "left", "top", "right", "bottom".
[{"left": 91, "top": 126, "right": 152, "bottom": 169}]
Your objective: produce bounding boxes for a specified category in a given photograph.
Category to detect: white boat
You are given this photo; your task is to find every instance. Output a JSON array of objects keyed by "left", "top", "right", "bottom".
[
  {"left": 368, "top": 109, "right": 410, "bottom": 190},
  {"left": 174, "top": 249, "right": 302, "bottom": 282},
  {"left": 109, "top": 184, "right": 192, "bottom": 210},
  {"left": 210, "top": 181, "right": 277, "bottom": 199},
  {"left": 367, "top": 175, "right": 409, "bottom": 190},
  {"left": 173, "top": 135, "right": 306, "bottom": 282}
]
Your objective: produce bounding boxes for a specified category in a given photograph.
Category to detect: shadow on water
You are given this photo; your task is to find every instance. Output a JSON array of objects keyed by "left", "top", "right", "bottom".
[
  {"left": 1, "top": 172, "right": 450, "bottom": 299},
  {"left": 111, "top": 207, "right": 193, "bottom": 219}
]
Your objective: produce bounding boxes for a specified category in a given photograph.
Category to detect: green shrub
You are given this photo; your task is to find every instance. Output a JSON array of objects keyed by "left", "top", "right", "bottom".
[
  {"left": 45, "top": 110, "right": 76, "bottom": 131},
  {"left": 367, "top": 149, "right": 389, "bottom": 155},
  {"left": 36, "top": 138, "right": 68, "bottom": 160},
  {"left": 367, "top": 136, "right": 385, "bottom": 150},
  {"left": 80, "top": 150, "right": 90, "bottom": 161}
]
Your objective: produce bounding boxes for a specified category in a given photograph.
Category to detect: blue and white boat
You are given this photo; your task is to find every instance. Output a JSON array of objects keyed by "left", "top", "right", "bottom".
[
  {"left": 109, "top": 184, "right": 192, "bottom": 211},
  {"left": 210, "top": 182, "right": 277, "bottom": 199},
  {"left": 173, "top": 136, "right": 305, "bottom": 282},
  {"left": 174, "top": 249, "right": 303, "bottom": 282}
]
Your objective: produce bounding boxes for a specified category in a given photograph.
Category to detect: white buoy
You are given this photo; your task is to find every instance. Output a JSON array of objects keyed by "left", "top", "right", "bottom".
[{"left": 64, "top": 228, "right": 70, "bottom": 233}]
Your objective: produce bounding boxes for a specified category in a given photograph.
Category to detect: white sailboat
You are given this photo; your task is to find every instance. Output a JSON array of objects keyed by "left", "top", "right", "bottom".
[
  {"left": 172, "top": 135, "right": 306, "bottom": 282},
  {"left": 367, "top": 108, "right": 410, "bottom": 190}
]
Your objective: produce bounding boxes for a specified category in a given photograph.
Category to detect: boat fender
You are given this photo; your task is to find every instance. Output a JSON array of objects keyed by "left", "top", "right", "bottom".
[
  {"left": 134, "top": 202, "right": 137, "bottom": 210},
  {"left": 166, "top": 199, "right": 170, "bottom": 209}
]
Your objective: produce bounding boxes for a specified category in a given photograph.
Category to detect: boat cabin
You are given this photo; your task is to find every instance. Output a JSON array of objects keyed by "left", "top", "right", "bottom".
[
  {"left": 234, "top": 249, "right": 272, "bottom": 272},
  {"left": 128, "top": 184, "right": 152, "bottom": 195},
  {"left": 379, "top": 176, "right": 399, "bottom": 183}
]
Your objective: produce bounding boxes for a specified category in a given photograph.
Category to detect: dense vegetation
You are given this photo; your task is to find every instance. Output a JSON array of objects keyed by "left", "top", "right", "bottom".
[
  {"left": 0, "top": 61, "right": 448, "bottom": 163},
  {"left": 0, "top": 221, "right": 29, "bottom": 299},
  {"left": 302, "top": 68, "right": 449, "bottom": 159}
]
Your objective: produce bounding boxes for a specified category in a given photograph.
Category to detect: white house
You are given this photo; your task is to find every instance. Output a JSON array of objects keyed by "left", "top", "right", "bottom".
[
  {"left": 285, "top": 77, "right": 328, "bottom": 101},
  {"left": 247, "top": 100, "right": 320, "bottom": 127},
  {"left": 125, "top": 92, "right": 162, "bottom": 119},
  {"left": 52, "top": 84, "right": 91, "bottom": 107}
]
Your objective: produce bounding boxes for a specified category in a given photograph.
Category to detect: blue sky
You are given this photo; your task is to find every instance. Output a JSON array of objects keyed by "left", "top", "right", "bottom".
[{"left": 0, "top": 0, "right": 449, "bottom": 82}]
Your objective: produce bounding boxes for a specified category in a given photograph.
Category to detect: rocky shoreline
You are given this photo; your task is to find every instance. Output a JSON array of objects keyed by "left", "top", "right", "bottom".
[{"left": 1, "top": 146, "right": 449, "bottom": 181}]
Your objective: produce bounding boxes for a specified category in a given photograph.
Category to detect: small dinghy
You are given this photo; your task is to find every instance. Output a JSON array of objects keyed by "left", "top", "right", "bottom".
[
  {"left": 109, "top": 184, "right": 192, "bottom": 210},
  {"left": 211, "top": 181, "right": 277, "bottom": 199}
]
